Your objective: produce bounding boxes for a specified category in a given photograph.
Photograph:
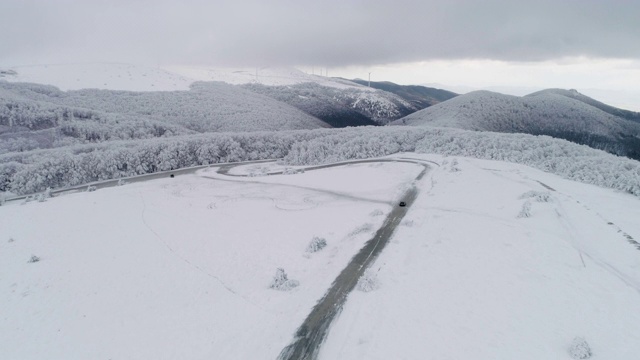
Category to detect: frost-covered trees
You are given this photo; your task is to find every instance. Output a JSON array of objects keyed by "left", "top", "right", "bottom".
[
  {"left": 1, "top": 126, "right": 639, "bottom": 199},
  {"left": 395, "top": 90, "right": 640, "bottom": 160},
  {"left": 356, "top": 269, "right": 380, "bottom": 292},
  {"left": 517, "top": 201, "right": 532, "bottom": 218},
  {"left": 306, "top": 237, "right": 327, "bottom": 253},
  {"left": 519, "top": 191, "right": 551, "bottom": 202},
  {"left": 569, "top": 337, "right": 592, "bottom": 359},
  {"left": 270, "top": 268, "right": 299, "bottom": 291}
]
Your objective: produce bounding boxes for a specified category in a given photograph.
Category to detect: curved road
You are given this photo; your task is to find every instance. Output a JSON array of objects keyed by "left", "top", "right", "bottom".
[{"left": 4, "top": 156, "right": 433, "bottom": 360}]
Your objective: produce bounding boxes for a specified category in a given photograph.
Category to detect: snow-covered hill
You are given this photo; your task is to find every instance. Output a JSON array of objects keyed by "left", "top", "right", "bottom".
[
  {"left": 0, "top": 81, "right": 329, "bottom": 153},
  {"left": 243, "top": 82, "right": 418, "bottom": 126},
  {"left": 393, "top": 90, "right": 640, "bottom": 160},
  {"left": 528, "top": 88, "right": 640, "bottom": 123},
  {"left": 2, "top": 154, "right": 639, "bottom": 359},
  {"left": 0, "top": 63, "right": 420, "bottom": 126}
]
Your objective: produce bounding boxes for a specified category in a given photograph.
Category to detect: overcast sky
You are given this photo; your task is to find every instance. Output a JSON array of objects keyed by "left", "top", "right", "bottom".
[{"left": 1, "top": 0, "right": 640, "bottom": 91}]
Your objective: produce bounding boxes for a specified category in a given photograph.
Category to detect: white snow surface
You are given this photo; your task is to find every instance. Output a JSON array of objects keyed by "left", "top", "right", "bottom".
[
  {"left": 1, "top": 63, "right": 194, "bottom": 91},
  {"left": 0, "top": 63, "right": 368, "bottom": 91},
  {"left": 165, "top": 65, "right": 369, "bottom": 90},
  {"left": 2, "top": 155, "right": 640, "bottom": 359}
]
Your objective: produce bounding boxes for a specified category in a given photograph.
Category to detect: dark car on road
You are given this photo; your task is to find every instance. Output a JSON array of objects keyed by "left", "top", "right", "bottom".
[{"left": 399, "top": 201, "right": 406, "bottom": 207}]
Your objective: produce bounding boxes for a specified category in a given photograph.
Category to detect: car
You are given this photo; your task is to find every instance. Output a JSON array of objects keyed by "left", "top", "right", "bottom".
[{"left": 399, "top": 201, "right": 406, "bottom": 207}]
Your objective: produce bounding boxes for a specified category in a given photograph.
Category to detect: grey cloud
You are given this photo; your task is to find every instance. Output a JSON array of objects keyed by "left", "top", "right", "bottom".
[{"left": 1, "top": 0, "right": 639, "bottom": 66}]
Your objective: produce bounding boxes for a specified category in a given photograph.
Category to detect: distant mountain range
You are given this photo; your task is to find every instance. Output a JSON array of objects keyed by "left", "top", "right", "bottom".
[
  {"left": 349, "top": 79, "right": 458, "bottom": 108},
  {"left": 393, "top": 89, "right": 640, "bottom": 160},
  {"left": 2, "top": 63, "right": 640, "bottom": 161}
]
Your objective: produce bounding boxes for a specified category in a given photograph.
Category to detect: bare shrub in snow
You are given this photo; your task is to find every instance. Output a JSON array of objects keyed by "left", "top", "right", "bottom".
[
  {"left": 349, "top": 223, "right": 373, "bottom": 236},
  {"left": 270, "top": 268, "right": 299, "bottom": 291},
  {"left": 28, "top": 255, "right": 40, "bottom": 263},
  {"left": 0, "top": 191, "right": 11, "bottom": 205},
  {"left": 8, "top": 237, "right": 15, "bottom": 243},
  {"left": 569, "top": 337, "right": 592, "bottom": 359},
  {"left": 36, "top": 188, "right": 51, "bottom": 202},
  {"left": 517, "top": 200, "right": 532, "bottom": 218},
  {"left": 519, "top": 190, "right": 551, "bottom": 202},
  {"left": 306, "top": 236, "right": 327, "bottom": 253},
  {"left": 369, "top": 209, "right": 384, "bottom": 216},
  {"left": 449, "top": 158, "right": 461, "bottom": 172},
  {"left": 283, "top": 168, "right": 303, "bottom": 175},
  {"left": 87, "top": 185, "right": 97, "bottom": 192},
  {"left": 357, "top": 269, "right": 380, "bottom": 292},
  {"left": 402, "top": 219, "right": 415, "bottom": 227},
  {"left": 117, "top": 179, "right": 127, "bottom": 186}
]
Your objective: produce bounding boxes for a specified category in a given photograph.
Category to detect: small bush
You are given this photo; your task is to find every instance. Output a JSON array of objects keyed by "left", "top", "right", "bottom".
[
  {"left": 36, "top": 188, "right": 51, "bottom": 202},
  {"left": 449, "top": 158, "right": 461, "bottom": 172},
  {"left": 270, "top": 268, "right": 299, "bottom": 291},
  {"left": 349, "top": 223, "right": 373, "bottom": 236},
  {"left": 283, "top": 168, "right": 303, "bottom": 175},
  {"left": 306, "top": 236, "right": 327, "bottom": 253},
  {"left": 517, "top": 200, "right": 532, "bottom": 218},
  {"left": 402, "top": 219, "right": 415, "bottom": 227},
  {"left": 569, "top": 337, "right": 592, "bottom": 359},
  {"left": 519, "top": 190, "right": 551, "bottom": 202},
  {"left": 369, "top": 209, "right": 384, "bottom": 216},
  {"left": 357, "top": 269, "right": 379, "bottom": 292},
  {"left": 117, "top": 179, "right": 127, "bottom": 186},
  {"left": 87, "top": 185, "right": 97, "bottom": 192},
  {"left": 28, "top": 255, "right": 40, "bottom": 263}
]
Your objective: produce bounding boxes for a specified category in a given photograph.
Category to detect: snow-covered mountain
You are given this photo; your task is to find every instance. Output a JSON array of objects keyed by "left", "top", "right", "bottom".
[
  {"left": 165, "top": 65, "right": 362, "bottom": 89},
  {"left": 528, "top": 88, "right": 640, "bottom": 123},
  {"left": 394, "top": 90, "right": 640, "bottom": 160},
  {"left": 242, "top": 82, "right": 418, "bottom": 126},
  {"left": 0, "top": 81, "right": 328, "bottom": 153},
  {"left": 0, "top": 63, "right": 425, "bottom": 126},
  {"left": 350, "top": 79, "right": 458, "bottom": 108}
]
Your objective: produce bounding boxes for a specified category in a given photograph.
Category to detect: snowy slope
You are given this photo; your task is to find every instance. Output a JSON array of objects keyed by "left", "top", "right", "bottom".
[
  {"left": 0, "top": 161, "right": 423, "bottom": 360},
  {"left": 0, "top": 63, "right": 194, "bottom": 91},
  {"left": 165, "top": 65, "right": 366, "bottom": 90},
  {"left": 0, "top": 63, "right": 367, "bottom": 92},
  {"left": 2, "top": 155, "right": 640, "bottom": 359},
  {"left": 321, "top": 155, "right": 640, "bottom": 359},
  {"left": 0, "top": 80, "right": 329, "bottom": 152},
  {"left": 394, "top": 90, "right": 640, "bottom": 159},
  {"left": 528, "top": 88, "right": 640, "bottom": 123}
]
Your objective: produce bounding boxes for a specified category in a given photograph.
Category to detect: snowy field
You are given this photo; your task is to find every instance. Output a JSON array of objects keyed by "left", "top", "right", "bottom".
[
  {"left": 0, "top": 63, "right": 366, "bottom": 92},
  {"left": 2, "top": 155, "right": 640, "bottom": 359},
  {"left": 1, "top": 63, "right": 194, "bottom": 91}
]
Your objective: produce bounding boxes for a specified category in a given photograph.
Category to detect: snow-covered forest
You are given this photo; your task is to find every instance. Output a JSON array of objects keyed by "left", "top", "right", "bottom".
[
  {"left": 242, "top": 82, "right": 418, "bottom": 126},
  {"left": 395, "top": 90, "right": 640, "bottom": 160},
  {"left": 1, "top": 126, "right": 639, "bottom": 198},
  {"left": 0, "top": 81, "right": 328, "bottom": 153}
]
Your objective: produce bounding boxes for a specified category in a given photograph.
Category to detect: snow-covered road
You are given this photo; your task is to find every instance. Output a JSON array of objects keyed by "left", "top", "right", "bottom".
[{"left": 2, "top": 154, "right": 640, "bottom": 360}]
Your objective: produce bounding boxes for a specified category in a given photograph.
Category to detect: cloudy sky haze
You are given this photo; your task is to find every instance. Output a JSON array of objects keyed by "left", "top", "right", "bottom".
[{"left": 1, "top": 0, "right": 639, "bottom": 96}]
